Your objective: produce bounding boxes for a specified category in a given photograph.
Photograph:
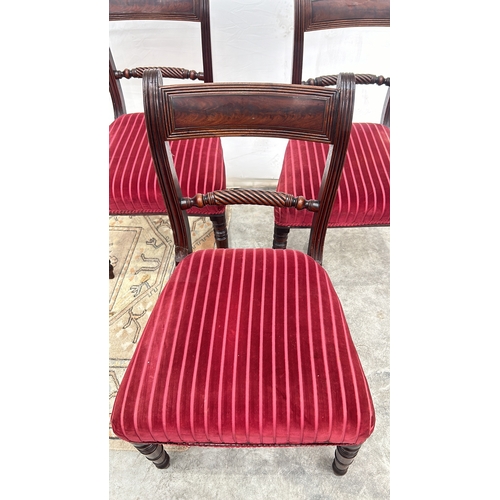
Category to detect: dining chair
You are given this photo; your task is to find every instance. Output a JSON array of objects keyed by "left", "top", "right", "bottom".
[
  {"left": 273, "top": 0, "right": 390, "bottom": 249},
  {"left": 109, "top": 0, "right": 228, "bottom": 280},
  {"left": 110, "top": 68, "right": 376, "bottom": 476}
]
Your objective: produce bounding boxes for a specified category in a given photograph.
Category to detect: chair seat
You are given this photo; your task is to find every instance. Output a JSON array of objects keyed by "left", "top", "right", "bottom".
[
  {"left": 274, "top": 123, "right": 390, "bottom": 228},
  {"left": 109, "top": 113, "right": 226, "bottom": 216},
  {"left": 111, "top": 248, "right": 375, "bottom": 446}
]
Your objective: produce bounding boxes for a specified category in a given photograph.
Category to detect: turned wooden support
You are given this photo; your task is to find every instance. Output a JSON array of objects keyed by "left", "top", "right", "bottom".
[
  {"left": 304, "top": 74, "right": 389, "bottom": 88},
  {"left": 181, "top": 189, "right": 319, "bottom": 212},
  {"left": 332, "top": 444, "right": 362, "bottom": 476},
  {"left": 273, "top": 226, "right": 291, "bottom": 250},
  {"left": 209, "top": 213, "right": 229, "bottom": 249},
  {"left": 133, "top": 443, "right": 170, "bottom": 469},
  {"left": 114, "top": 67, "right": 204, "bottom": 81}
]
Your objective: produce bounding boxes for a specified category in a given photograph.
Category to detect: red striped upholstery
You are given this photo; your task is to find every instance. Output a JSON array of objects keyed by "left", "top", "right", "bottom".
[
  {"left": 109, "top": 113, "right": 226, "bottom": 215},
  {"left": 274, "top": 123, "right": 390, "bottom": 227},
  {"left": 111, "top": 248, "right": 375, "bottom": 446}
]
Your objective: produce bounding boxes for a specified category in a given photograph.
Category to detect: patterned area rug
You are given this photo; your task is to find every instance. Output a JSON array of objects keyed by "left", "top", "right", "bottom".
[{"left": 109, "top": 211, "right": 230, "bottom": 451}]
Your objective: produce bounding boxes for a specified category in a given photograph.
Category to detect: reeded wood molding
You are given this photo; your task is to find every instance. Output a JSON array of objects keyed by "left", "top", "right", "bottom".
[
  {"left": 157, "top": 83, "right": 340, "bottom": 144},
  {"left": 381, "top": 87, "right": 390, "bottom": 127},
  {"left": 109, "top": 49, "right": 126, "bottom": 118},
  {"left": 143, "top": 69, "right": 193, "bottom": 262},
  {"left": 180, "top": 189, "right": 320, "bottom": 212},
  {"left": 305, "top": 0, "right": 390, "bottom": 31},
  {"left": 114, "top": 66, "right": 204, "bottom": 81},
  {"left": 303, "top": 74, "right": 390, "bottom": 87},
  {"left": 308, "top": 72, "right": 356, "bottom": 264},
  {"left": 199, "top": 0, "right": 213, "bottom": 82}
]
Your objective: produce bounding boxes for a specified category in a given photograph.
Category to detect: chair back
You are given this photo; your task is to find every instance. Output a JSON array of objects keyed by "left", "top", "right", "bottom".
[
  {"left": 109, "top": 0, "right": 214, "bottom": 118},
  {"left": 292, "top": 0, "right": 390, "bottom": 84},
  {"left": 142, "top": 69, "right": 356, "bottom": 264},
  {"left": 292, "top": 0, "right": 389, "bottom": 125}
]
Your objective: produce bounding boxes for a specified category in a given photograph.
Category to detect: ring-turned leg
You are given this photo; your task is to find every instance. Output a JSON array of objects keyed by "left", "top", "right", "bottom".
[
  {"left": 272, "top": 225, "right": 290, "bottom": 249},
  {"left": 210, "top": 213, "right": 229, "bottom": 248},
  {"left": 332, "top": 444, "right": 362, "bottom": 476},
  {"left": 133, "top": 443, "right": 170, "bottom": 469}
]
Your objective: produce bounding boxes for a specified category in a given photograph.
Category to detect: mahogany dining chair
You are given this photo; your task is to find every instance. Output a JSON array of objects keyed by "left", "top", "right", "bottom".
[{"left": 110, "top": 68, "right": 376, "bottom": 476}]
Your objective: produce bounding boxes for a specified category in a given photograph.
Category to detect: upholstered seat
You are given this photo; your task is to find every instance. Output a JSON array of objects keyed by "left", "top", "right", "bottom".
[
  {"left": 275, "top": 123, "right": 389, "bottom": 228},
  {"left": 112, "top": 248, "right": 375, "bottom": 446},
  {"left": 109, "top": 113, "right": 225, "bottom": 216}
]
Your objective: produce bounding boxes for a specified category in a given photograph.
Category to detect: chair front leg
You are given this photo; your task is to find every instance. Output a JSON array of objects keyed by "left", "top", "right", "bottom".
[
  {"left": 133, "top": 443, "right": 170, "bottom": 469},
  {"left": 332, "top": 444, "right": 362, "bottom": 476}
]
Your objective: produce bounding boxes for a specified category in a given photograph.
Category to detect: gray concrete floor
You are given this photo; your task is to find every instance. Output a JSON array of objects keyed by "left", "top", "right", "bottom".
[{"left": 109, "top": 205, "right": 390, "bottom": 499}]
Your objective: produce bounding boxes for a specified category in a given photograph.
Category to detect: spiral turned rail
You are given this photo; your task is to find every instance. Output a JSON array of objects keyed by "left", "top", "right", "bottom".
[
  {"left": 114, "top": 66, "right": 204, "bottom": 81},
  {"left": 303, "top": 74, "right": 389, "bottom": 87},
  {"left": 180, "top": 189, "right": 320, "bottom": 212}
]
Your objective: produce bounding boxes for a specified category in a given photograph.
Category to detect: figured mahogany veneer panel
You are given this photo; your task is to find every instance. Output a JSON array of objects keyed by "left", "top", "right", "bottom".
[
  {"left": 305, "top": 0, "right": 390, "bottom": 31},
  {"left": 160, "top": 84, "right": 340, "bottom": 143},
  {"left": 109, "top": 0, "right": 200, "bottom": 21}
]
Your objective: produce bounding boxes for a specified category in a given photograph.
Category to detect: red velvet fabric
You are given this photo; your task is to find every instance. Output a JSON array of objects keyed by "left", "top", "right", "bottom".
[
  {"left": 274, "top": 123, "right": 390, "bottom": 227},
  {"left": 111, "top": 248, "right": 375, "bottom": 446},
  {"left": 109, "top": 113, "right": 226, "bottom": 215}
]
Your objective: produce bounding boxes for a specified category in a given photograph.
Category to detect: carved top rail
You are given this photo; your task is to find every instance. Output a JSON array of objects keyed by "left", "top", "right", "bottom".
[
  {"left": 155, "top": 83, "right": 342, "bottom": 144},
  {"left": 109, "top": 0, "right": 203, "bottom": 22},
  {"left": 303, "top": 74, "right": 389, "bottom": 87},
  {"left": 301, "top": 0, "right": 390, "bottom": 32},
  {"left": 180, "top": 189, "right": 320, "bottom": 212},
  {"left": 114, "top": 66, "right": 204, "bottom": 81}
]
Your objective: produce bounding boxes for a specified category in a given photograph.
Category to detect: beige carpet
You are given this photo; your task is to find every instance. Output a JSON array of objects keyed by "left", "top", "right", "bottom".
[{"left": 109, "top": 211, "right": 229, "bottom": 451}]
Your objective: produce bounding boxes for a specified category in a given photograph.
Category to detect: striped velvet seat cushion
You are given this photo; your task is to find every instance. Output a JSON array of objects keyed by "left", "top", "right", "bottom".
[
  {"left": 111, "top": 248, "right": 375, "bottom": 446},
  {"left": 109, "top": 113, "right": 226, "bottom": 215},
  {"left": 274, "top": 123, "right": 390, "bottom": 228}
]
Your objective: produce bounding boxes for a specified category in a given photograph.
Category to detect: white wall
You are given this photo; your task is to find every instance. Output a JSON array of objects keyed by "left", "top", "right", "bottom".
[{"left": 109, "top": 0, "right": 390, "bottom": 183}]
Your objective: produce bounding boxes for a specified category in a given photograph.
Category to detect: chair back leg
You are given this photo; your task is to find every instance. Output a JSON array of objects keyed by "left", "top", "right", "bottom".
[
  {"left": 133, "top": 443, "right": 170, "bottom": 469},
  {"left": 272, "top": 225, "right": 291, "bottom": 249},
  {"left": 209, "top": 213, "right": 229, "bottom": 248}
]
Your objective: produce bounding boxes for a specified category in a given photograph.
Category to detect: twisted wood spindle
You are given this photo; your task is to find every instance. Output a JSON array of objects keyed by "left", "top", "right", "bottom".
[
  {"left": 304, "top": 74, "right": 389, "bottom": 87},
  {"left": 180, "top": 189, "right": 320, "bottom": 212},
  {"left": 114, "top": 67, "right": 204, "bottom": 81}
]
